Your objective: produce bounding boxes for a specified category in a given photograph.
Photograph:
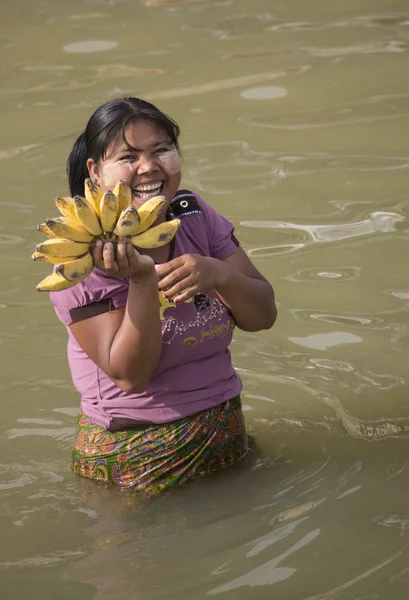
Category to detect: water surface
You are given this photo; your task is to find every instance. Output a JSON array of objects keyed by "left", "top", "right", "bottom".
[{"left": 1, "top": 0, "right": 408, "bottom": 598}]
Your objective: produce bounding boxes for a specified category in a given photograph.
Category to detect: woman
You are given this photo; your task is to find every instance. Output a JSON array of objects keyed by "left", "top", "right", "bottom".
[{"left": 50, "top": 97, "right": 277, "bottom": 493}]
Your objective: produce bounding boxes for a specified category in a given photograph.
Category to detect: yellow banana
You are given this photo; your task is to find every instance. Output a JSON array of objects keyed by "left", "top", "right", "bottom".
[
  {"left": 84, "top": 178, "right": 103, "bottom": 217},
  {"left": 100, "top": 190, "right": 118, "bottom": 233},
  {"left": 36, "top": 253, "right": 93, "bottom": 291},
  {"left": 113, "top": 180, "right": 131, "bottom": 215},
  {"left": 37, "top": 223, "right": 60, "bottom": 239},
  {"left": 37, "top": 271, "right": 78, "bottom": 292},
  {"left": 113, "top": 206, "right": 141, "bottom": 237},
  {"left": 131, "top": 219, "right": 181, "bottom": 249},
  {"left": 35, "top": 181, "right": 181, "bottom": 292},
  {"left": 74, "top": 196, "right": 103, "bottom": 237},
  {"left": 55, "top": 197, "right": 76, "bottom": 220},
  {"left": 134, "top": 196, "right": 167, "bottom": 234},
  {"left": 56, "top": 252, "right": 94, "bottom": 282},
  {"left": 39, "top": 217, "right": 94, "bottom": 243},
  {"left": 32, "top": 251, "right": 81, "bottom": 264},
  {"left": 35, "top": 238, "right": 90, "bottom": 259}
]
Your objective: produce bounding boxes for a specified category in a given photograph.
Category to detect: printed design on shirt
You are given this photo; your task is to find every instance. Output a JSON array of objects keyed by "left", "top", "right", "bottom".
[
  {"left": 181, "top": 319, "right": 235, "bottom": 348},
  {"left": 193, "top": 293, "right": 211, "bottom": 312},
  {"left": 159, "top": 290, "right": 194, "bottom": 320},
  {"left": 169, "top": 190, "right": 201, "bottom": 219},
  {"left": 161, "top": 295, "right": 234, "bottom": 346}
]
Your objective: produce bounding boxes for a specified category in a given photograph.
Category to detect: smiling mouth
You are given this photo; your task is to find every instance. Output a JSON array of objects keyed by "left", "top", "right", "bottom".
[{"left": 132, "top": 182, "right": 164, "bottom": 200}]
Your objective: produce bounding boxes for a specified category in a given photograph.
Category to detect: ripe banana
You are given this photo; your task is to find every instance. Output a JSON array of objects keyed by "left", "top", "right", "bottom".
[
  {"left": 74, "top": 196, "right": 103, "bottom": 237},
  {"left": 113, "top": 180, "right": 131, "bottom": 215},
  {"left": 113, "top": 206, "right": 141, "bottom": 237},
  {"left": 84, "top": 178, "right": 103, "bottom": 217},
  {"left": 37, "top": 223, "right": 60, "bottom": 239},
  {"left": 39, "top": 217, "right": 94, "bottom": 243},
  {"left": 56, "top": 252, "right": 94, "bottom": 283},
  {"left": 32, "top": 251, "right": 83, "bottom": 264},
  {"left": 37, "top": 271, "right": 79, "bottom": 292},
  {"left": 55, "top": 197, "right": 76, "bottom": 220},
  {"left": 34, "top": 181, "right": 182, "bottom": 292},
  {"left": 36, "top": 253, "right": 93, "bottom": 291},
  {"left": 35, "top": 239, "right": 90, "bottom": 259},
  {"left": 134, "top": 196, "right": 166, "bottom": 234},
  {"left": 131, "top": 218, "right": 181, "bottom": 249},
  {"left": 100, "top": 190, "right": 118, "bottom": 233}
]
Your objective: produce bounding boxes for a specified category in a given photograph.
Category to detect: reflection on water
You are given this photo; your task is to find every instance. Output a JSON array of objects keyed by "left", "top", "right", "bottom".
[
  {"left": 1, "top": 0, "right": 409, "bottom": 598},
  {"left": 244, "top": 210, "right": 406, "bottom": 258}
]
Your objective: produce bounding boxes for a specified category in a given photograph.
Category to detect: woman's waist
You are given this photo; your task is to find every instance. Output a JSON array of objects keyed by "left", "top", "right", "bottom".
[{"left": 80, "top": 375, "right": 243, "bottom": 430}]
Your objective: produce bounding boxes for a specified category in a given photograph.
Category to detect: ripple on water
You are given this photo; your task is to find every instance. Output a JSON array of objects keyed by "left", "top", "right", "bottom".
[
  {"left": 68, "top": 13, "right": 106, "bottom": 20},
  {"left": 63, "top": 40, "right": 118, "bottom": 53},
  {"left": 285, "top": 266, "right": 362, "bottom": 282},
  {"left": 240, "top": 94, "right": 409, "bottom": 131},
  {"left": 241, "top": 86, "right": 287, "bottom": 100},
  {"left": 0, "top": 473, "right": 37, "bottom": 490},
  {"left": 291, "top": 311, "right": 384, "bottom": 328},
  {"left": 185, "top": 141, "right": 281, "bottom": 194},
  {"left": 0, "top": 143, "right": 44, "bottom": 161},
  {"left": 391, "top": 566, "right": 409, "bottom": 584},
  {"left": 289, "top": 332, "right": 363, "bottom": 350},
  {"left": 248, "top": 243, "right": 305, "bottom": 258},
  {"left": 0, "top": 234, "right": 25, "bottom": 246},
  {"left": 309, "top": 358, "right": 355, "bottom": 372},
  {"left": 241, "top": 211, "right": 405, "bottom": 246}
]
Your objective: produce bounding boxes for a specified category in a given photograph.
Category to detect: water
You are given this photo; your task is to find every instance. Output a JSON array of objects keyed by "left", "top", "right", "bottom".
[{"left": 1, "top": 0, "right": 409, "bottom": 597}]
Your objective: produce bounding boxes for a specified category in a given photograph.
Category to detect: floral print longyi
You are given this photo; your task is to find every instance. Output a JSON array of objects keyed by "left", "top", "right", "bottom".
[{"left": 72, "top": 396, "right": 248, "bottom": 494}]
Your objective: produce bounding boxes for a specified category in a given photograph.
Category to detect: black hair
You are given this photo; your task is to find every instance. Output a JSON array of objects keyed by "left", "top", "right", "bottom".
[{"left": 66, "top": 97, "right": 181, "bottom": 197}]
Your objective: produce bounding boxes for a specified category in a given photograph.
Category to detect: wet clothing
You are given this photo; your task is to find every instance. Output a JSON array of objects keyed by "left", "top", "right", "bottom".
[
  {"left": 51, "top": 190, "right": 247, "bottom": 489},
  {"left": 72, "top": 396, "right": 248, "bottom": 493}
]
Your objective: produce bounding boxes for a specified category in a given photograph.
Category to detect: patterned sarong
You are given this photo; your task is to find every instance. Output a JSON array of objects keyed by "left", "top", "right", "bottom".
[{"left": 72, "top": 396, "right": 248, "bottom": 494}]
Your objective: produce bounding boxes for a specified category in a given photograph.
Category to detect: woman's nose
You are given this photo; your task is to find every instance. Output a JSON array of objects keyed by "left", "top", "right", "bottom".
[{"left": 136, "top": 154, "right": 158, "bottom": 175}]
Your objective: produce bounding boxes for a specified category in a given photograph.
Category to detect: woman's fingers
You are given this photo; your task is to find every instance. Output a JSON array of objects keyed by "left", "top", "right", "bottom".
[
  {"left": 156, "top": 257, "right": 184, "bottom": 279},
  {"left": 92, "top": 239, "right": 105, "bottom": 269},
  {"left": 93, "top": 238, "right": 155, "bottom": 279},
  {"left": 126, "top": 239, "right": 136, "bottom": 262},
  {"left": 102, "top": 242, "right": 119, "bottom": 274},
  {"left": 158, "top": 267, "right": 187, "bottom": 292},
  {"left": 116, "top": 237, "right": 129, "bottom": 270},
  {"left": 173, "top": 286, "right": 198, "bottom": 303},
  {"left": 163, "top": 275, "right": 194, "bottom": 300}
]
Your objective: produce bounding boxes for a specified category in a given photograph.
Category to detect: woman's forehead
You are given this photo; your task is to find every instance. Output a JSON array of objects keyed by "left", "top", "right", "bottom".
[{"left": 106, "top": 121, "right": 171, "bottom": 156}]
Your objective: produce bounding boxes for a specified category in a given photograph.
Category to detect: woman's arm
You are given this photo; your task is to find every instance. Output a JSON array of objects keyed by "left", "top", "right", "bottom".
[
  {"left": 69, "top": 239, "right": 162, "bottom": 394},
  {"left": 213, "top": 247, "right": 277, "bottom": 332},
  {"left": 156, "top": 247, "right": 277, "bottom": 332}
]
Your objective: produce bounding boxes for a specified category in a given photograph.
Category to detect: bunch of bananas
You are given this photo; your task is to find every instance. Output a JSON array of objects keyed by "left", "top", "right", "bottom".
[{"left": 33, "top": 179, "right": 180, "bottom": 291}]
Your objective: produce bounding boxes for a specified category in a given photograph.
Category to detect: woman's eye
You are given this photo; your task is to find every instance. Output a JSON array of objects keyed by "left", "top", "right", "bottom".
[
  {"left": 154, "top": 147, "right": 169, "bottom": 155},
  {"left": 119, "top": 155, "right": 136, "bottom": 162}
]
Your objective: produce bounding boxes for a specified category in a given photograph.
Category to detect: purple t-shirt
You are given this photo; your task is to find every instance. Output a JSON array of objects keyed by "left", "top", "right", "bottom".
[{"left": 50, "top": 191, "right": 242, "bottom": 429}]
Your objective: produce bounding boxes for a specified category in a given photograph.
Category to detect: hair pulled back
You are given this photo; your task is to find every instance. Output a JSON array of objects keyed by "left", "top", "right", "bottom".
[{"left": 67, "top": 97, "right": 181, "bottom": 197}]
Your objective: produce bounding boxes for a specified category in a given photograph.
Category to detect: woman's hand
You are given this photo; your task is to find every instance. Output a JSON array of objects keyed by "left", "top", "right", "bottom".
[
  {"left": 156, "top": 254, "right": 224, "bottom": 302},
  {"left": 93, "top": 237, "right": 155, "bottom": 281}
]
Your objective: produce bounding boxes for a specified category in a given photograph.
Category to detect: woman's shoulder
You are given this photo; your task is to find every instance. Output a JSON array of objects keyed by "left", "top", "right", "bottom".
[
  {"left": 170, "top": 189, "right": 225, "bottom": 228},
  {"left": 171, "top": 189, "right": 237, "bottom": 260}
]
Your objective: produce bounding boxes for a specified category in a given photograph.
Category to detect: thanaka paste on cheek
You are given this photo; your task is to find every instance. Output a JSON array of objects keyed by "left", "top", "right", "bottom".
[
  {"left": 157, "top": 149, "right": 180, "bottom": 175},
  {"left": 100, "top": 161, "right": 132, "bottom": 188}
]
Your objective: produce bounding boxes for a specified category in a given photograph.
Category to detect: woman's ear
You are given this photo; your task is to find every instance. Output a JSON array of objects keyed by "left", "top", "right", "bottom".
[{"left": 86, "top": 158, "right": 101, "bottom": 186}]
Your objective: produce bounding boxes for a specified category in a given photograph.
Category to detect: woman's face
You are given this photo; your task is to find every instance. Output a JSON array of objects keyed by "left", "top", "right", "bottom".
[{"left": 87, "top": 120, "right": 181, "bottom": 210}]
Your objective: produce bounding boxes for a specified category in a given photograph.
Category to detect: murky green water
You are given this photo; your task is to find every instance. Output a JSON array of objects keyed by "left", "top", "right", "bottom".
[{"left": 1, "top": 0, "right": 409, "bottom": 597}]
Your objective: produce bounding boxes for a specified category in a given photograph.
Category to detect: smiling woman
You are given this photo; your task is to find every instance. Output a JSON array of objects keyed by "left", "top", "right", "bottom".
[
  {"left": 49, "top": 96, "right": 277, "bottom": 494},
  {"left": 86, "top": 120, "right": 181, "bottom": 207}
]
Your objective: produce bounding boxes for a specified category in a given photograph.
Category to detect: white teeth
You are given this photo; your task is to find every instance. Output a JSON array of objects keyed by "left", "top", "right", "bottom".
[{"left": 133, "top": 182, "right": 162, "bottom": 192}]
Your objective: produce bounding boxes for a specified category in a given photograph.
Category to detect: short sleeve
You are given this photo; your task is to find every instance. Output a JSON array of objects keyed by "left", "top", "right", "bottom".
[
  {"left": 50, "top": 268, "right": 129, "bottom": 327},
  {"left": 193, "top": 193, "right": 239, "bottom": 261}
]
